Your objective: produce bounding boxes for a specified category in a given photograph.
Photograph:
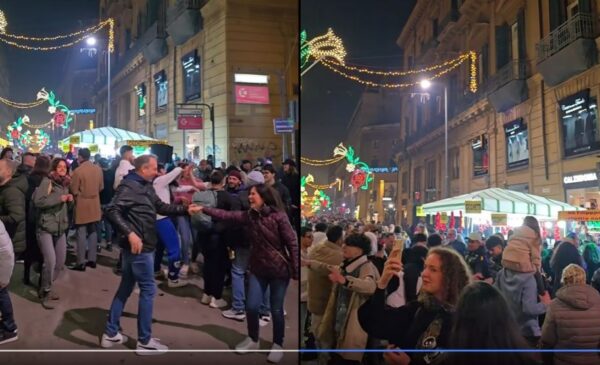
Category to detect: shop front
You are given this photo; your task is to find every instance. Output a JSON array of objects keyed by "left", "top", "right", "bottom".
[{"left": 563, "top": 170, "right": 599, "bottom": 209}]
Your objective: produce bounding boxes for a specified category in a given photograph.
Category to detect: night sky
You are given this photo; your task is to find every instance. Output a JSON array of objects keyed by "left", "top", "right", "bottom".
[
  {"left": 1, "top": 0, "right": 98, "bottom": 123},
  {"left": 301, "top": 0, "right": 416, "bottom": 180}
]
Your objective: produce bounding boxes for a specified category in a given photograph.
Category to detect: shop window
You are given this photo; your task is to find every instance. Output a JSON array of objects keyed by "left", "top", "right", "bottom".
[
  {"left": 182, "top": 50, "right": 201, "bottom": 101},
  {"left": 450, "top": 148, "right": 460, "bottom": 179},
  {"left": 135, "top": 83, "right": 146, "bottom": 118},
  {"left": 504, "top": 118, "right": 529, "bottom": 169},
  {"left": 472, "top": 135, "right": 489, "bottom": 177},
  {"left": 414, "top": 167, "right": 423, "bottom": 196},
  {"left": 426, "top": 160, "right": 437, "bottom": 202},
  {"left": 154, "top": 70, "right": 168, "bottom": 111},
  {"left": 559, "top": 89, "right": 600, "bottom": 158}
]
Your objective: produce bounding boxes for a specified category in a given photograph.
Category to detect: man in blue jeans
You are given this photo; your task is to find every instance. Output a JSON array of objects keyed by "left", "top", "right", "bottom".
[{"left": 101, "top": 155, "right": 201, "bottom": 355}]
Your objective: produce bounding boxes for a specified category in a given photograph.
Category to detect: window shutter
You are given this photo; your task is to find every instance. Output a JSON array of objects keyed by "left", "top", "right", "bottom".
[
  {"left": 496, "top": 24, "right": 510, "bottom": 69},
  {"left": 517, "top": 9, "right": 526, "bottom": 61}
]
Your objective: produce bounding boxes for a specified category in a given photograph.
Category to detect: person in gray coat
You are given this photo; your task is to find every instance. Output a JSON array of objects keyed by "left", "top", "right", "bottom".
[
  {"left": 0, "top": 219, "right": 17, "bottom": 344},
  {"left": 541, "top": 264, "right": 600, "bottom": 365}
]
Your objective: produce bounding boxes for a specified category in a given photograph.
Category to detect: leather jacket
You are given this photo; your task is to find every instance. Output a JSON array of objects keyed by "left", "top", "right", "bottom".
[{"left": 106, "top": 172, "right": 187, "bottom": 253}]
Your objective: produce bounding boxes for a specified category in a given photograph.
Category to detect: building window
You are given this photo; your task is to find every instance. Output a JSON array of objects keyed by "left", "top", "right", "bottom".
[
  {"left": 154, "top": 70, "right": 168, "bottom": 111},
  {"left": 505, "top": 118, "right": 529, "bottom": 169},
  {"left": 414, "top": 167, "right": 423, "bottom": 196},
  {"left": 559, "top": 89, "right": 600, "bottom": 158},
  {"left": 472, "top": 135, "right": 489, "bottom": 177},
  {"left": 402, "top": 172, "right": 408, "bottom": 193},
  {"left": 182, "top": 50, "right": 201, "bottom": 101},
  {"left": 450, "top": 148, "right": 460, "bottom": 179},
  {"left": 426, "top": 160, "right": 437, "bottom": 202},
  {"left": 135, "top": 83, "right": 146, "bottom": 118},
  {"left": 372, "top": 139, "right": 379, "bottom": 149}
]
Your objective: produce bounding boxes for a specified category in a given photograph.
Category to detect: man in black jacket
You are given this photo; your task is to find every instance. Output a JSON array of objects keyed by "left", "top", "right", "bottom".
[{"left": 100, "top": 155, "right": 201, "bottom": 355}]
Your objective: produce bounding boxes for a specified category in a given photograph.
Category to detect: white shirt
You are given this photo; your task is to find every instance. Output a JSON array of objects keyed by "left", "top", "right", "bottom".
[
  {"left": 153, "top": 167, "right": 182, "bottom": 220},
  {"left": 114, "top": 159, "right": 134, "bottom": 189}
]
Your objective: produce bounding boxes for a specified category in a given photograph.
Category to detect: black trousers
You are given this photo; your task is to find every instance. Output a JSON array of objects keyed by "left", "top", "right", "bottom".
[
  {"left": 0, "top": 286, "right": 16, "bottom": 332},
  {"left": 200, "top": 231, "right": 229, "bottom": 299}
]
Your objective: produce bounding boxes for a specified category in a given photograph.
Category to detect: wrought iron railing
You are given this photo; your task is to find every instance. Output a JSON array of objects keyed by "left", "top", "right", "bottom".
[
  {"left": 536, "top": 12, "right": 595, "bottom": 62},
  {"left": 487, "top": 59, "right": 527, "bottom": 92}
]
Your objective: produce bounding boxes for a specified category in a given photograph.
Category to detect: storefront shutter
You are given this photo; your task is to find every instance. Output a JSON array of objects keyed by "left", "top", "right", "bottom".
[{"left": 495, "top": 24, "right": 510, "bottom": 69}]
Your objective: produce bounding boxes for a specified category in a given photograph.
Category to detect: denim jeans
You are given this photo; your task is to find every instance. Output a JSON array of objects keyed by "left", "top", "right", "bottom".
[
  {"left": 0, "top": 286, "right": 16, "bottom": 332},
  {"left": 76, "top": 223, "right": 98, "bottom": 265},
  {"left": 105, "top": 250, "right": 156, "bottom": 344},
  {"left": 231, "top": 247, "right": 270, "bottom": 314},
  {"left": 37, "top": 232, "right": 66, "bottom": 292},
  {"left": 96, "top": 205, "right": 113, "bottom": 244},
  {"left": 155, "top": 218, "right": 181, "bottom": 280},
  {"left": 175, "top": 216, "right": 192, "bottom": 265},
  {"left": 247, "top": 273, "right": 289, "bottom": 346}
]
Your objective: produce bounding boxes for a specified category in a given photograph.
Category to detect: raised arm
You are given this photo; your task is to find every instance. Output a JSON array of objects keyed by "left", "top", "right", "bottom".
[{"left": 203, "top": 207, "right": 249, "bottom": 224}]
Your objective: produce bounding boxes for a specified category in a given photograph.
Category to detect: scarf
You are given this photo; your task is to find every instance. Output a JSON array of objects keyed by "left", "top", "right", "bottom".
[{"left": 49, "top": 171, "right": 71, "bottom": 188}]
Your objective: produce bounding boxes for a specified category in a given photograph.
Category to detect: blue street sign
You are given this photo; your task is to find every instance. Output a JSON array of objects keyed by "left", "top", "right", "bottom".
[{"left": 273, "top": 118, "right": 294, "bottom": 134}]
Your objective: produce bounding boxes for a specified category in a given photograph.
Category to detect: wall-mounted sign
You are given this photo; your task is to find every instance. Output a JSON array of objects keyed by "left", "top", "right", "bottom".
[
  {"left": 154, "top": 70, "right": 168, "bottom": 110},
  {"left": 273, "top": 118, "right": 294, "bottom": 133},
  {"left": 416, "top": 205, "right": 425, "bottom": 217},
  {"left": 135, "top": 83, "right": 146, "bottom": 117},
  {"left": 371, "top": 167, "right": 399, "bottom": 173},
  {"left": 465, "top": 200, "right": 482, "bottom": 214},
  {"left": 559, "top": 89, "right": 600, "bottom": 157},
  {"left": 558, "top": 210, "right": 600, "bottom": 221},
  {"left": 472, "top": 135, "right": 488, "bottom": 177},
  {"left": 504, "top": 118, "right": 529, "bottom": 169},
  {"left": 70, "top": 108, "right": 96, "bottom": 115},
  {"left": 491, "top": 213, "right": 508, "bottom": 226},
  {"left": 182, "top": 50, "right": 201, "bottom": 101},
  {"left": 235, "top": 85, "right": 270, "bottom": 104},
  {"left": 177, "top": 115, "right": 203, "bottom": 130},
  {"left": 563, "top": 172, "right": 598, "bottom": 185}
]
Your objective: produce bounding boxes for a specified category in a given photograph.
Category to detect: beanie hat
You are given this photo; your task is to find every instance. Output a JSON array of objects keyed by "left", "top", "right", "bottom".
[
  {"left": 246, "top": 170, "right": 264, "bottom": 186},
  {"left": 561, "top": 264, "right": 586, "bottom": 285},
  {"left": 228, "top": 169, "right": 242, "bottom": 181}
]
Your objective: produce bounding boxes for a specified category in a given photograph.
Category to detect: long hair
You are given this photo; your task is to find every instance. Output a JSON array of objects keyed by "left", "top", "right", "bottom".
[
  {"left": 31, "top": 155, "right": 51, "bottom": 177},
  {"left": 523, "top": 215, "right": 541, "bottom": 238},
  {"left": 51, "top": 157, "right": 68, "bottom": 172},
  {"left": 439, "top": 282, "right": 536, "bottom": 365},
  {"left": 420, "top": 247, "right": 472, "bottom": 308},
  {"left": 250, "top": 183, "right": 284, "bottom": 212}
]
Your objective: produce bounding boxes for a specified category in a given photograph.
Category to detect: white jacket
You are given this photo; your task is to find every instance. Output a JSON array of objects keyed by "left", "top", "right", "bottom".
[
  {"left": 153, "top": 167, "right": 182, "bottom": 220},
  {"left": 113, "top": 159, "right": 134, "bottom": 189},
  {"left": 0, "top": 220, "right": 14, "bottom": 287}
]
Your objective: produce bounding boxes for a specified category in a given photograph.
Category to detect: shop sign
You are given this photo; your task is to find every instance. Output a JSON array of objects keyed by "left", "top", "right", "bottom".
[
  {"left": 69, "top": 135, "right": 80, "bottom": 145},
  {"left": 177, "top": 115, "right": 203, "bottom": 130},
  {"left": 371, "top": 167, "right": 399, "bottom": 173},
  {"left": 235, "top": 85, "right": 270, "bottom": 104},
  {"left": 491, "top": 213, "right": 508, "bottom": 226},
  {"left": 465, "top": 200, "right": 482, "bottom": 214},
  {"left": 441, "top": 212, "right": 448, "bottom": 224},
  {"left": 559, "top": 89, "right": 600, "bottom": 157},
  {"left": 416, "top": 205, "right": 425, "bottom": 217},
  {"left": 563, "top": 172, "right": 597, "bottom": 185},
  {"left": 88, "top": 144, "right": 99, "bottom": 153},
  {"left": 558, "top": 210, "right": 600, "bottom": 221}
]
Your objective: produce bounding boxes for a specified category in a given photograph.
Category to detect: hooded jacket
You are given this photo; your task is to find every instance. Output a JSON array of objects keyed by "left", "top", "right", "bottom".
[
  {"left": 0, "top": 220, "right": 13, "bottom": 287},
  {"left": 495, "top": 269, "right": 546, "bottom": 337},
  {"left": 503, "top": 226, "right": 541, "bottom": 273},
  {"left": 541, "top": 284, "right": 600, "bottom": 365},
  {"left": 551, "top": 240, "right": 584, "bottom": 294}
]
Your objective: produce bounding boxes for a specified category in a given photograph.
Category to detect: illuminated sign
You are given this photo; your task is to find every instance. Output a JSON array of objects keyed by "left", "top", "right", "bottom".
[
  {"left": 370, "top": 167, "right": 399, "bottom": 173},
  {"left": 563, "top": 172, "right": 598, "bottom": 184}
]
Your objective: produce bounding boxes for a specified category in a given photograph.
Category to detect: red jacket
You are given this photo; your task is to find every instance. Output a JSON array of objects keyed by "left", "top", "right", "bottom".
[{"left": 203, "top": 205, "right": 298, "bottom": 280}]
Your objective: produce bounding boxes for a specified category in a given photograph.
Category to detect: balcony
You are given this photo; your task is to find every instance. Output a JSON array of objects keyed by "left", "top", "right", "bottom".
[
  {"left": 421, "top": 37, "right": 439, "bottom": 58},
  {"left": 536, "top": 13, "right": 596, "bottom": 86},
  {"left": 437, "top": 8, "right": 460, "bottom": 41},
  {"left": 487, "top": 59, "right": 528, "bottom": 112},
  {"left": 167, "top": 0, "right": 203, "bottom": 45},
  {"left": 141, "top": 21, "right": 167, "bottom": 65}
]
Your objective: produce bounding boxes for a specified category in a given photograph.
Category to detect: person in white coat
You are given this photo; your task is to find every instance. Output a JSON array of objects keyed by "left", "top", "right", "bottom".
[{"left": 0, "top": 220, "right": 17, "bottom": 344}]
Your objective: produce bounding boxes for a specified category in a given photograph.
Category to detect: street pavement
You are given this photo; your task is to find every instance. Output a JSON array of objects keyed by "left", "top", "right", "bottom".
[{"left": 1, "top": 244, "right": 299, "bottom": 365}]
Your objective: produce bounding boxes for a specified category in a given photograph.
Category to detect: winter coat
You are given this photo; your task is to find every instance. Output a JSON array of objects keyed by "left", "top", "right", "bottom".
[
  {"left": 106, "top": 172, "right": 187, "bottom": 253},
  {"left": 495, "top": 268, "right": 546, "bottom": 337},
  {"left": 203, "top": 205, "right": 299, "bottom": 280},
  {"left": 70, "top": 160, "right": 103, "bottom": 224},
  {"left": 318, "top": 255, "right": 378, "bottom": 362},
  {"left": 32, "top": 177, "right": 71, "bottom": 236},
  {"left": 503, "top": 226, "right": 541, "bottom": 273},
  {"left": 359, "top": 291, "right": 453, "bottom": 365},
  {"left": 8, "top": 165, "right": 28, "bottom": 253},
  {"left": 0, "top": 178, "right": 26, "bottom": 254},
  {"left": 100, "top": 167, "right": 115, "bottom": 205},
  {"left": 281, "top": 172, "right": 299, "bottom": 207},
  {"left": 447, "top": 239, "right": 466, "bottom": 257},
  {"left": 225, "top": 185, "right": 250, "bottom": 248},
  {"left": 0, "top": 220, "right": 14, "bottom": 287},
  {"left": 465, "top": 245, "right": 492, "bottom": 278},
  {"left": 551, "top": 241, "right": 584, "bottom": 294},
  {"left": 541, "top": 284, "right": 600, "bottom": 365},
  {"left": 24, "top": 173, "right": 44, "bottom": 263},
  {"left": 307, "top": 240, "right": 344, "bottom": 315}
]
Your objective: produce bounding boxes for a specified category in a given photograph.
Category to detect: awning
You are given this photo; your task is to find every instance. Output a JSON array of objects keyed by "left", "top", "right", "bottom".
[
  {"left": 61, "top": 127, "right": 156, "bottom": 146},
  {"left": 422, "top": 187, "right": 580, "bottom": 218}
]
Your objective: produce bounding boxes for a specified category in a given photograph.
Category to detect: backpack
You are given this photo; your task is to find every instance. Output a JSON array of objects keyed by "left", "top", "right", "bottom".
[{"left": 191, "top": 190, "right": 217, "bottom": 231}]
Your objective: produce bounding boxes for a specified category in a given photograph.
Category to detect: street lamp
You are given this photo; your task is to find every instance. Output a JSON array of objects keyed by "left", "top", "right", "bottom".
[
  {"left": 81, "top": 35, "right": 110, "bottom": 128},
  {"left": 86, "top": 36, "right": 97, "bottom": 46},
  {"left": 420, "top": 79, "right": 449, "bottom": 199}
]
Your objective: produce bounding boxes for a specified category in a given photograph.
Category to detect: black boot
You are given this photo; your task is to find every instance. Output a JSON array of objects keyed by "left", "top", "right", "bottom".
[{"left": 68, "top": 263, "right": 86, "bottom": 271}]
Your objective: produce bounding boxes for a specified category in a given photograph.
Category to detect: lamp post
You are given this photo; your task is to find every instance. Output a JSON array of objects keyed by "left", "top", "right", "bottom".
[
  {"left": 84, "top": 36, "right": 110, "bottom": 128},
  {"left": 420, "top": 79, "right": 449, "bottom": 199}
]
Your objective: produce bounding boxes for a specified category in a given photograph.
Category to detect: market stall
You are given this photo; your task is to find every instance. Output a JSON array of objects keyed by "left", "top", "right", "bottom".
[
  {"left": 60, "top": 127, "right": 166, "bottom": 157},
  {"left": 421, "top": 187, "right": 580, "bottom": 242}
]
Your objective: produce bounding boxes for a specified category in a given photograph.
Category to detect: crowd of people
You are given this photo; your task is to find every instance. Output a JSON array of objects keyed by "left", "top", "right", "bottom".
[
  {"left": 0, "top": 145, "right": 299, "bottom": 361},
  {"left": 301, "top": 216, "right": 600, "bottom": 365}
]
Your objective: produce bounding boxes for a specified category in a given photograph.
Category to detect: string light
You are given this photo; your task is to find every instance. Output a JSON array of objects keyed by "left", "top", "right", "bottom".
[
  {"left": 469, "top": 51, "right": 478, "bottom": 93},
  {"left": 0, "top": 18, "right": 114, "bottom": 53},
  {"left": 0, "top": 11, "right": 7, "bottom": 35},
  {"left": 306, "top": 28, "right": 346, "bottom": 65},
  {"left": 300, "top": 155, "right": 345, "bottom": 166},
  {"left": 339, "top": 53, "right": 469, "bottom": 76},
  {"left": 0, "top": 96, "right": 45, "bottom": 109}
]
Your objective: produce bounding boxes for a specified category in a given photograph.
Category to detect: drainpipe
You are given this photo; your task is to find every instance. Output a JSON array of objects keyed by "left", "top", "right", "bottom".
[{"left": 538, "top": 0, "right": 549, "bottom": 180}]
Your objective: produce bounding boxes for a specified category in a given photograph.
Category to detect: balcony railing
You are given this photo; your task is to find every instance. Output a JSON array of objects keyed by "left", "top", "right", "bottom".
[
  {"left": 168, "top": 0, "right": 202, "bottom": 24},
  {"left": 487, "top": 59, "right": 527, "bottom": 92},
  {"left": 536, "top": 12, "right": 595, "bottom": 62}
]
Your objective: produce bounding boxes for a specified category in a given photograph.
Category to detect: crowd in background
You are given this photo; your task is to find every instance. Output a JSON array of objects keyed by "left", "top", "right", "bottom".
[
  {"left": 0, "top": 145, "right": 299, "bottom": 362},
  {"left": 301, "top": 215, "right": 600, "bottom": 365}
]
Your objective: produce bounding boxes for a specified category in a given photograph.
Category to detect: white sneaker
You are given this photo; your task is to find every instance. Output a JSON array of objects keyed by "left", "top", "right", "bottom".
[
  {"left": 200, "top": 293, "right": 211, "bottom": 305},
  {"left": 100, "top": 332, "right": 128, "bottom": 348},
  {"left": 209, "top": 297, "right": 228, "bottom": 309},
  {"left": 168, "top": 279, "right": 189, "bottom": 288},
  {"left": 190, "top": 262, "right": 200, "bottom": 274},
  {"left": 136, "top": 337, "right": 168, "bottom": 355},
  {"left": 222, "top": 309, "right": 246, "bottom": 321},
  {"left": 259, "top": 314, "right": 271, "bottom": 327},
  {"left": 235, "top": 336, "right": 259, "bottom": 354},
  {"left": 267, "top": 343, "right": 284, "bottom": 363}
]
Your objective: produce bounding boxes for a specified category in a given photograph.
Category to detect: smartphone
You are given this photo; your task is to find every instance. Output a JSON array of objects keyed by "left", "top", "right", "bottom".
[{"left": 390, "top": 239, "right": 404, "bottom": 259}]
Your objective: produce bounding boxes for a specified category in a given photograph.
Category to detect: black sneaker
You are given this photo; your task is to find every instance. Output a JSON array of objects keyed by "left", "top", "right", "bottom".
[
  {"left": 86, "top": 262, "right": 97, "bottom": 269},
  {"left": 0, "top": 329, "right": 18, "bottom": 345},
  {"left": 106, "top": 243, "right": 113, "bottom": 252}
]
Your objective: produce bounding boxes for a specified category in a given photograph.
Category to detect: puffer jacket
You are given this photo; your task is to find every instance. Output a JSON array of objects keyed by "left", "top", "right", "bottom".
[
  {"left": 0, "top": 220, "right": 14, "bottom": 287},
  {"left": 503, "top": 226, "right": 541, "bottom": 273},
  {"left": 32, "top": 177, "right": 71, "bottom": 236},
  {"left": 0, "top": 177, "right": 26, "bottom": 254},
  {"left": 106, "top": 172, "right": 187, "bottom": 253},
  {"left": 203, "top": 205, "right": 299, "bottom": 280},
  {"left": 541, "top": 284, "right": 600, "bottom": 365}
]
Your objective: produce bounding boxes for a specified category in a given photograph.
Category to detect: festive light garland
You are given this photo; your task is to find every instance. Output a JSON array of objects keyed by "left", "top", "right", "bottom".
[
  {"left": 0, "top": 18, "right": 114, "bottom": 52},
  {"left": 301, "top": 176, "right": 332, "bottom": 215},
  {"left": 337, "top": 53, "right": 469, "bottom": 76},
  {"left": 303, "top": 174, "right": 341, "bottom": 191},
  {"left": 300, "top": 30, "right": 310, "bottom": 69},
  {"left": 0, "top": 11, "right": 7, "bottom": 35},
  {"left": 305, "top": 28, "right": 346, "bottom": 65},
  {"left": 300, "top": 154, "right": 345, "bottom": 166},
  {"left": 334, "top": 143, "right": 373, "bottom": 190},
  {"left": 0, "top": 96, "right": 45, "bottom": 109},
  {"left": 7, "top": 116, "right": 51, "bottom": 152}
]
